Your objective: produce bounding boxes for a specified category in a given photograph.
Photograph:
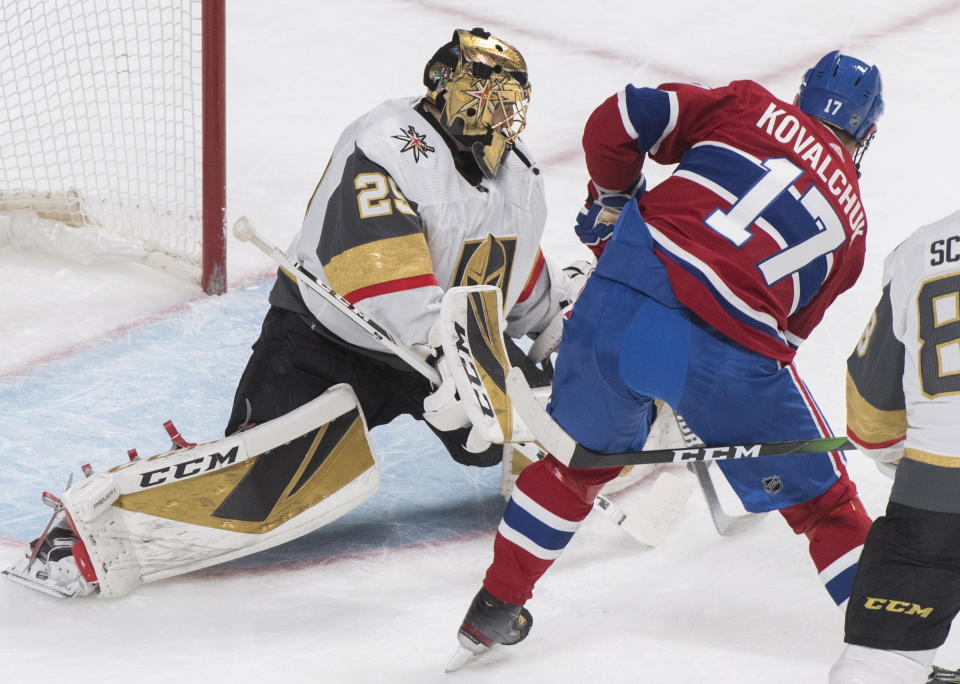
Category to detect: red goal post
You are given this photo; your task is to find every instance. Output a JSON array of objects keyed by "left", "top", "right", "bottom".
[{"left": 0, "top": 0, "right": 227, "bottom": 294}]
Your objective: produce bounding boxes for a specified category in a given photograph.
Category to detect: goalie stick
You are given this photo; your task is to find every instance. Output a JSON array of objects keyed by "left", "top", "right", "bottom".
[
  {"left": 506, "top": 367, "right": 853, "bottom": 469},
  {"left": 232, "top": 216, "right": 441, "bottom": 385},
  {"left": 232, "top": 217, "right": 682, "bottom": 547}
]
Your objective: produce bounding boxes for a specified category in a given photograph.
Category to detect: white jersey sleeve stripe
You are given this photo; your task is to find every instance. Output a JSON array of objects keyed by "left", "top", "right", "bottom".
[{"left": 616, "top": 88, "right": 639, "bottom": 140}]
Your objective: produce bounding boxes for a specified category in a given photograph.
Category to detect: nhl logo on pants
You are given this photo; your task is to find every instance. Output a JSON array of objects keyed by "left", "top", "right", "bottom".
[{"left": 762, "top": 475, "right": 783, "bottom": 494}]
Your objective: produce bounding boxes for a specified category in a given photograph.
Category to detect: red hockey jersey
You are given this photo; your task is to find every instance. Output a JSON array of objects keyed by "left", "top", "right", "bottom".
[{"left": 584, "top": 80, "right": 868, "bottom": 361}]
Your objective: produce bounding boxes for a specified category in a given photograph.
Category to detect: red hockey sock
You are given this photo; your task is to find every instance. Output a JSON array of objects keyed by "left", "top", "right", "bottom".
[
  {"left": 483, "top": 455, "right": 621, "bottom": 605},
  {"left": 779, "top": 473, "right": 872, "bottom": 606}
]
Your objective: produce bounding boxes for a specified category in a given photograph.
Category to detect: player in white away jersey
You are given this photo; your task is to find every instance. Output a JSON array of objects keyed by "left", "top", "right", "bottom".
[
  {"left": 3, "top": 28, "right": 585, "bottom": 600},
  {"left": 832, "top": 209, "right": 960, "bottom": 684},
  {"left": 227, "top": 26, "right": 569, "bottom": 462}
]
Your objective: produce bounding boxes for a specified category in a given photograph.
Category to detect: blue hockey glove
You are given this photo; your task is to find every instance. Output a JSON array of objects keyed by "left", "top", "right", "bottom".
[{"left": 574, "top": 175, "right": 646, "bottom": 257}]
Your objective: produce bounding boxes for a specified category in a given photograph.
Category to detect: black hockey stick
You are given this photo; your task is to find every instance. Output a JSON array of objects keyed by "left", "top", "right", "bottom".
[{"left": 506, "top": 367, "right": 853, "bottom": 469}]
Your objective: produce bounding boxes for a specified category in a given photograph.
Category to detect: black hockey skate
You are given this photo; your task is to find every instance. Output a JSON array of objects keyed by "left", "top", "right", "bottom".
[
  {"left": 930, "top": 665, "right": 960, "bottom": 682},
  {"left": 445, "top": 587, "right": 533, "bottom": 672}
]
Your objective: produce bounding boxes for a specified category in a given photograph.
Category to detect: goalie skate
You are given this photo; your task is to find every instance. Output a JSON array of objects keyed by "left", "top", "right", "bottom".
[{"left": 2, "top": 485, "right": 98, "bottom": 598}]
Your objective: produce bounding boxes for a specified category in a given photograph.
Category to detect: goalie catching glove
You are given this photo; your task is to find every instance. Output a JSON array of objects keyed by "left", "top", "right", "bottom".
[{"left": 527, "top": 258, "right": 593, "bottom": 364}]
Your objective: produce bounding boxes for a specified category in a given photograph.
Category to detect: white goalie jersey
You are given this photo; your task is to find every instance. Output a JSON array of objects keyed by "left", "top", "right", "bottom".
[
  {"left": 846, "top": 209, "right": 960, "bottom": 511},
  {"left": 269, "top": 96, "right": 566, "bottom": 358}
]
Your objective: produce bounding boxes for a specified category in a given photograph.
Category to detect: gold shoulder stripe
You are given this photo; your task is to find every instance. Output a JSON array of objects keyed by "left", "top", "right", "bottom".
[
  {"left": 845, "top": 374, "right": 907, "bottom": 445},
  {"left": 324, "top": 233, "right": 434, "bottom": 297}
]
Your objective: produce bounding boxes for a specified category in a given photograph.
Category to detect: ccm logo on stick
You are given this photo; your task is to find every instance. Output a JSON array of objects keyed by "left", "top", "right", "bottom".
[
  {"left": 139, "top": 446, "right": 240, "bottom": 488},
  {"left": 675, "top": 445, "right": 762, "bottom": 461}
]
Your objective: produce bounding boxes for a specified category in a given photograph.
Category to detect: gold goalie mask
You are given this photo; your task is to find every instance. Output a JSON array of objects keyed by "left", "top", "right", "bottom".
[{"left": 423, "top": 28, "right": 530, "bottom": 179}]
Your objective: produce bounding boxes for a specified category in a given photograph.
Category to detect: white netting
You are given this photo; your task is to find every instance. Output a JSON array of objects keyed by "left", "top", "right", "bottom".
[{"left": 0, "top": 0, "right": 204, "bottom": 278}]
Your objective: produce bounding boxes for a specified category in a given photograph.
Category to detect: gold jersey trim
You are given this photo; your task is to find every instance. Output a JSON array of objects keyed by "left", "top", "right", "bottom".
[
  {"left": 904, "top": 448, "right": 960, "bottom": 468},
  {"left": 324, "top": 233, "right": 434, "bottom": 297},
  {"left": 845, "top": 374, "right": 907, "bottom": 445}
]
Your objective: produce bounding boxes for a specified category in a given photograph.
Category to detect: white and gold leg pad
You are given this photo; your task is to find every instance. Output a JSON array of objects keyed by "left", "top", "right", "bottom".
[{"left": 62, "top": 384, "right": 378, "bottom": 597}]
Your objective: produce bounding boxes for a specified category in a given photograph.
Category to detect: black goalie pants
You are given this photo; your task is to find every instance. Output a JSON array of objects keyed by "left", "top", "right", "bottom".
[{"left": 227, "top": 306, "right": 504, "bottom": 467}]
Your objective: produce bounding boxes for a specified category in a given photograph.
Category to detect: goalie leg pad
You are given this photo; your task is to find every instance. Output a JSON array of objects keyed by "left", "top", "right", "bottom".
[{"left": 62, "top": 384, "right": 379, "bottom": 597}]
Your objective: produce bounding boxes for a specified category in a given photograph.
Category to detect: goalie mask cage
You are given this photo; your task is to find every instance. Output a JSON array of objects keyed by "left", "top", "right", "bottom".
[{"left": 0, "top": 0, "right": 227, "bottom": 294}]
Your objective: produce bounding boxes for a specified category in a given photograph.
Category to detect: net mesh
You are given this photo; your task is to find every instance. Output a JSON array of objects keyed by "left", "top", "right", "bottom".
[{"left": 0, "top": 0, "right": 204, "bottom": 276}]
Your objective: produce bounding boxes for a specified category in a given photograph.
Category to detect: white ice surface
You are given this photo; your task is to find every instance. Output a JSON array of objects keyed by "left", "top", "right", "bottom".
[{"left": 2, "top": 1, "right": 960, "bottom": 682}]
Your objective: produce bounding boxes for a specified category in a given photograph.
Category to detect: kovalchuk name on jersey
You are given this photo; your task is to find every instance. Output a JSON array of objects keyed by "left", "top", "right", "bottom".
[{"left": 585, "top": 80, "right": 869, "bottom": 362}]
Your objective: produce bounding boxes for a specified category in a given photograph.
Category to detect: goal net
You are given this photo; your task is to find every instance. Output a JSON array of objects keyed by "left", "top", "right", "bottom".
[{"left": 0, "top": 0, "right": 226, "bottom": 293}]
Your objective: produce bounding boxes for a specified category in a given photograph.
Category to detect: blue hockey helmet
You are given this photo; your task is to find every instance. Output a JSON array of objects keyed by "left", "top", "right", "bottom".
[{"left": 797, "top": 50, "right": 884, "bottom": 144}]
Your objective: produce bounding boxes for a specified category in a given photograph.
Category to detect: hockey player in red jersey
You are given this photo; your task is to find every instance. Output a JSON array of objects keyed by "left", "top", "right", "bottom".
[
  {"left": 831, "top": 210, "right": 960, "bottom": 684},
  {"left": 448, "top": 51, "right": 885, "bottom": 668}
]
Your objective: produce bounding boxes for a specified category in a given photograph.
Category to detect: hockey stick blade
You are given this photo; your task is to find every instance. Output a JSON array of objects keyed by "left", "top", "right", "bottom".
[
  {"left": 506, "top": 367, "right": 853, "bottom": 469},
  {"left": 688, "top": 463, "right": 766, "bottom": 536},
  {"left": 672, "top": 412, "right": 768, "bottom": 536}
]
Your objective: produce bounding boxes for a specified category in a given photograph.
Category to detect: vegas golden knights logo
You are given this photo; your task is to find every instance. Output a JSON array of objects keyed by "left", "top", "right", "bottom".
[{"left": 452, "top": 234, "right": 517, "bottom": 295}]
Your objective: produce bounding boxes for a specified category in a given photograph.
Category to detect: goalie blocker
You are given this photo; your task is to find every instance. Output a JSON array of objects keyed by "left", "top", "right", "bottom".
[
  {"left": 3, "top": 384, "right": 379, "bottom": 598},
  {"left": 430, "top": 285, "right": 516, "bottom": 448}
]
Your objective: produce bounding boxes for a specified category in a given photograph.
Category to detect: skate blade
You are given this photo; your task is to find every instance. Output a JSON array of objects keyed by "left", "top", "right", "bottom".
[
  {"left": 445, "top": 643, "right": 496, "bottom": 673},
  {"left": 1, "top": 564, "right": 79, "bottom": 598}
]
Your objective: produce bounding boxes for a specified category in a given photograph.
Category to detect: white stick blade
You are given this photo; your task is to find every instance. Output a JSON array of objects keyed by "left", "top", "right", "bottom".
[{"left": 688, "top": 462, "right": 768, "bottom": 537}]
